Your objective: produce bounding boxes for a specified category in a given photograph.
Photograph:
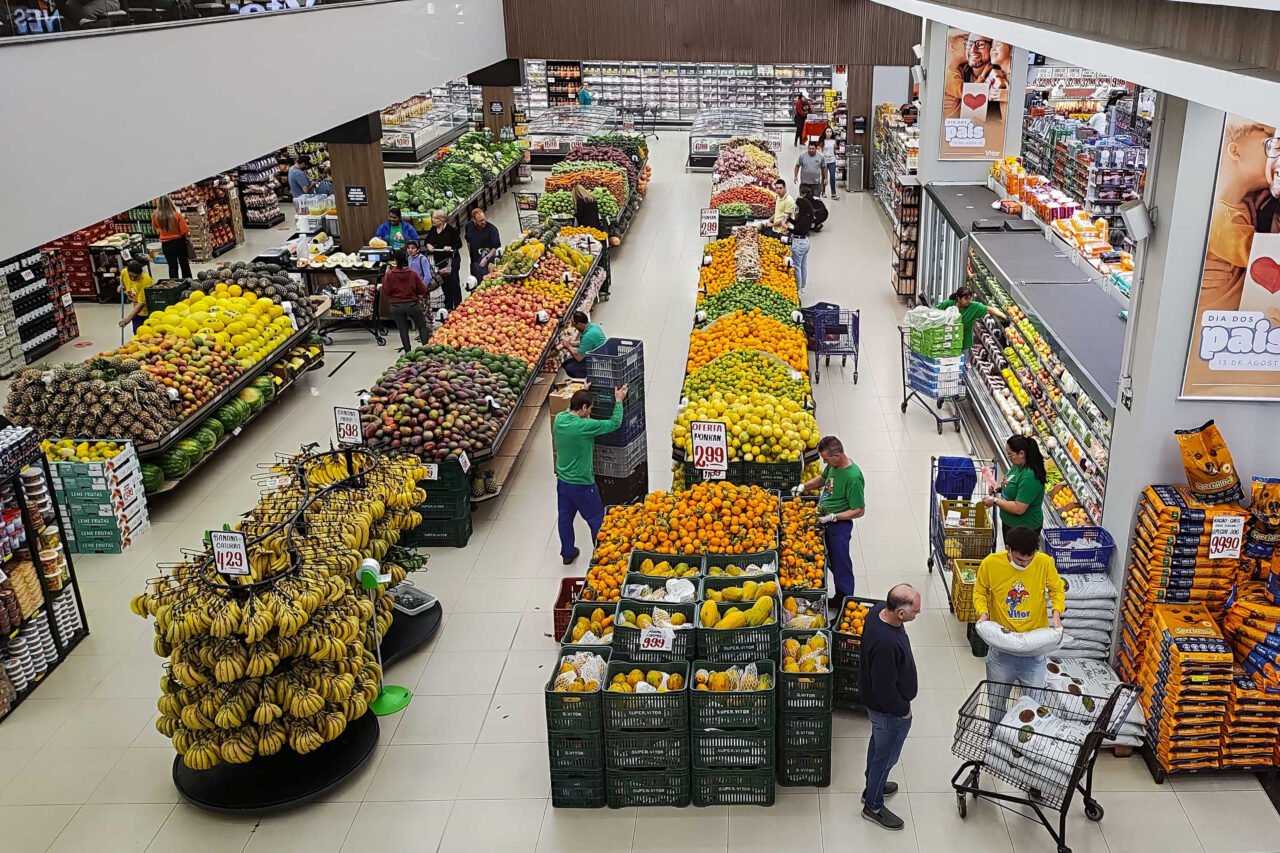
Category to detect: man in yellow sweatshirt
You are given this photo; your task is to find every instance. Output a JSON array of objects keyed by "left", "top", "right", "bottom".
[{"left": 973, "top": 526, "right": 1065, "bottom": 694}]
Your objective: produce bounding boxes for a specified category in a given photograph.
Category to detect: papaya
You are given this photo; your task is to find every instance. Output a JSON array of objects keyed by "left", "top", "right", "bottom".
[
  {"left": 742, "top": 580, "right": 759, "bottom": 600},
  {"left": 721, "top": 586, "right": 743, "bottom": 602},
  {"left": 700, "top": 600, "right": 720, "bottom": 628},
  {"left": 718, "top": 610, "right": 747, "bottom": 630},
  {"left": 758, "top": 580, "right": 779, "bottom": 598}
]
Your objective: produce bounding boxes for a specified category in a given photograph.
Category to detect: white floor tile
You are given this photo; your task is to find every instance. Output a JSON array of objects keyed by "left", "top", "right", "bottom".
[
  {"left": 535, "top": 800, "right": 637, "bottom": 852},
  {"left": 478, "top": 692, "right": 549, "bottom": 743},
  {"left": 631, "top": 805, "right": 728, "bottom": 853},
  {"left": 725, "top": 791, "right": 822, "bottom": 852},
  {"left": 909, "top": 791, "right": 1013, "bottom": 852},
  {"left": 820, "top": 791, "right": 919, "bottom": 852},
  {"left": 1177, "top": 790, "right": 1280, "bottom": 853},
  {"left": 363, "top": 743, "right": 473, "bottom": 801},
  {"left": 416, "top": 650, "right": 510, "bottom": 695},
  {"left": 439, "top": 797, "right": 547, "bottom": 852},
  {"left": 457, "top": 742, "right": 551, "bottom": 799},
  {"left": 49, "top": 804, "right": 174, "bottom": 853},
  {"left": 1096, "top": 792, "right": 1202, "bottom": 853},
  {"left": 244, "top": 802, "right": 359, "bottom": 853},
  {"left": 341, "top": 800, "right": 453, "bottom": 852}
]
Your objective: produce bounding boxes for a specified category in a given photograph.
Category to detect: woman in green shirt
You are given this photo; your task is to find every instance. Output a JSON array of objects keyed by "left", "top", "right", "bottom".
[
  {"left": 936, "top": 287, "right": 1007, "bottom": 351},
  {"left": 983, "top": 434, "right": 1046, "bottom": 539}
]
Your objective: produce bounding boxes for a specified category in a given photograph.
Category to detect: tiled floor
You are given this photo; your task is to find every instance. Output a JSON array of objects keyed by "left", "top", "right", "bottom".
[{"left": 2, "top": 134, "right": 1277, "bottom": 852}]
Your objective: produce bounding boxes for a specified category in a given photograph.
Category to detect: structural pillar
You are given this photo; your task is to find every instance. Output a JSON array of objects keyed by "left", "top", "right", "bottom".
[
  {"left": 481, "top": 85, "right": 516, "bottom": 139},
  {"left": 318, "top": 113, "right": 389, "bottom": 250}
]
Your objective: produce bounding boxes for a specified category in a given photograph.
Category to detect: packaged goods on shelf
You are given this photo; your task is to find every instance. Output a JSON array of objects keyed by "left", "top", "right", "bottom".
[
  {"left": 276, "top": 141, "right": 330, "bottom": 202},
  {"left": 380, "top": 101, "right": 470, "bottom": 164},
  {"left": 42, "top": 219, "right": 117, "bottom": 300},
  {"left": 113, "top": 203, "right": 160, "bottom": 242},
  {"left": 179, "top": 177, "right": 240, "bottom": 262},
  {"left": 0, "top": 249, "right": 42, "bottom": 374},
  {"left": 43, "top": 249, "right": 80, "bottom": 346},
  {"left": 237, "top": 156, "right": 286, "bottom": 228},
  {"left": 688, "top": 108, "right": 767, "bottom": 167},
  {"left": 873, "top": 105, "right": 920, "bottom": 298}
]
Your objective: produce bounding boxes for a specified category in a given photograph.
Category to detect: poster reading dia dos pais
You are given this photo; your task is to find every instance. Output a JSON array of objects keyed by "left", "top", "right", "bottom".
[{"left": 939, "top": 28, "right": 1012, "bottom": 161}]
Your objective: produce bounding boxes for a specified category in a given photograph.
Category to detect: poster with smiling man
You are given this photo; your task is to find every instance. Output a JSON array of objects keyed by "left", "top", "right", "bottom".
[{"left": 940, "top": 28, "right": 1012, "bottom": 160}]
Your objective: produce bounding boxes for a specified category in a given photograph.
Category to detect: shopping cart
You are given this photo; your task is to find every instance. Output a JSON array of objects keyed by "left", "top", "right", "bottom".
[
  {"left": 319, "top": 267, "right": 387, "bottom": 346},
  {"left": 951, "top": 680, "right": 1138, "bottom": 853},
  {"left": 898, "top": 326, "right": 964, "bottom": 433},
  {"left": 926, "top": 455, "right": 998, "bottom": 613},
  {"left": 801, "top": 303, "right": 859, "bottom": 384}
]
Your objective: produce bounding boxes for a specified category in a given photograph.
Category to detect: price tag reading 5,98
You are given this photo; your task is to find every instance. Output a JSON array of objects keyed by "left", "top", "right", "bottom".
[
  {"left": 210, "top": 530, "right": 250, "bottom": 577},
  {"left": 334, "top": 406, "right": 364, "bottom": 446},
  {"left": 690, "top": 420, "right": 728, "bottom": 472}
]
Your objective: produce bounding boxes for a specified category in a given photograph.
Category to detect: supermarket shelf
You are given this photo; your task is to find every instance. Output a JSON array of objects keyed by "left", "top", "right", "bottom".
[
  {"left": 23, "top": 337, "right": 60, "bottom": 363},
  {"left": 244, "top": 213, "right": 286, "bottom": 230}
]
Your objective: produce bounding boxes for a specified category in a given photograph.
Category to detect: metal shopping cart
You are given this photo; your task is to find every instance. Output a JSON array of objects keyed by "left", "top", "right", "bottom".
[
  {"left": 319, "top": 267, "right": 387, "bottom": 346},
  {"left": 951, "top": 680, "right": 1138, "bottom": 853},
  {"left": 801, "top": 302, "right": 859, "bottom": 384},
  {"left": 898, "top": 326, "right": 965, "bottom": 433},
  {"left": 926, "top": 455, "right": 998, "bottom": 613}
]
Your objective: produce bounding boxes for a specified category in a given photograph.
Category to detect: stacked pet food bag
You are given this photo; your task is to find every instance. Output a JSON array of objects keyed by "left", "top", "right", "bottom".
[{"left": 1116, "top": 420, "right": 1280, "bottom": 773}]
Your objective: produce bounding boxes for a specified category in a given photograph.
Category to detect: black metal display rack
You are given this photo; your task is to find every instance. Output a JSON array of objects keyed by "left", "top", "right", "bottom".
[{"left": 0, "top": 442, "right": 92, "bottom": 722}]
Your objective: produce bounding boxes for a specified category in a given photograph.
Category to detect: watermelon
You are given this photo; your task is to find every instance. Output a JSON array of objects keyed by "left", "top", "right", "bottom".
[
  {"left": 192, "top": 427, "right": 218, "bottom": 453},
  {"left": 216, "top": 404, "right": 243, "bottom": 432},
  {"left": 141, "top": 463, "right": 165, "bottom": 493},
  {"left": 238, "top": 387, "right": 264, "bottom": 413},
  {"left": 252, "top": 376, "right": 276, "bottom": 402},
  {"left": 159, "top": 449, "right": 190, "bottom": 479},
  {"left": 176, "top": 438, "right": 205, "bottom": 462},
  {"left": 203, "top": 417, "right": 225, "bottom": 440}
]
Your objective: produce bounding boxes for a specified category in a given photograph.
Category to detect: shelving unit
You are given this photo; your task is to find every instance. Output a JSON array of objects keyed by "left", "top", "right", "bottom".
[
  {"left": 113, "top": 203, "right": 159, "bottom": 243},
  {"left": 174, "top": 177, "right": 239, "bottom": 262},
  {"left": 526, "top": 105, "right": 620, "bottom": 166},
  {"left": 546, "top": 60, "right": 584, "bottom": 107},
  {"left": 45, "top": 220, "right": 118, "bottom": 301},
  {"left": 43, "top": 249, "right": 80, "bottom": 348},
  {"left": 963, "top": 233, "right": 1119, "bottom": 527},
  {"left": 237, "top": 156, "right": 286, "bottom": 229},
  {"left": 918, "top": 183, "right": 1020, "bottom": 305},
  {"left": 872, "top": 105, "right": 920, "bottom": 299},
  {"left": 87, "top": 233, "right": 146, "bottom": 305},
  {"left": 276, "top": 142, "right": 329, "bottom": 202}
]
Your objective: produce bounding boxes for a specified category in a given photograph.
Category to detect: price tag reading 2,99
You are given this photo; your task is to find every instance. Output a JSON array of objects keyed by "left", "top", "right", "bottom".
[
  {"left": 334, "top": 406, "right": 364, "bottom": 447},
  {"left": 210, "top": 530, "right": 250, "bottom": 577},
  {"left": 690, "top": 420, "right": 728, "bottom": 472},
  {"left": 1208, "top": 515, "right": 1245, "bottom": 560}
]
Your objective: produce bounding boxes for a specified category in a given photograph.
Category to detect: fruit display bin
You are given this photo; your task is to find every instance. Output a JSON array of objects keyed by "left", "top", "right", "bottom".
[
  {"left": 560, "top": 601, "right": 615, "bottom": 645},
  {"left": 611, "top": 599, "right": 696, "bottom": 662},
  {"left": 627, "top": 550, "right": 705, "bottom": 576},
  {"left": 692, "top": 766, "right": 776, "bottom": 807},
  {"left": 553, "top": 576, "right": 586, "bottom": 640},
  {"left": 604, "top": 729, "right": 690, "bottom": 772},
  {"left": 702, "top": 550, "right": 779, "bottom": 577},
  {"left": 777, "top": 748, "right": 832, "bottom": 787},
  {"left": 546, "top": 645, "right": 613, "bottom": 732},
  {"left": 401, "top": 506, "right": 472, "bottom": 548},
  {"left": 833, "top": 668, "right": 860, "bottom": 710},
  {"left": 780, "top": 588, "right": 828, "bottom": 630},
  {"left": 832, "top": 595, "right": 881, "bottom": 670},
  {"left": 779, "top": 711, "right": 832, "bottom": 752},
  {"left": 602, "top": 660, "right": 689, "bottom": 731},
  {"left": 618, "top": 573, "right": 676, "bottom": 600},
  {"left": 778, "top": 629, "right": 833, "bottom": 714},
  {"left": 691, "top": 726, "right": 775, "bottom": 770},
  {"left": 697, "top": 575, "right": 781, "bottom": 662},
  {"left": 552, "top": 770, "right": 607, "bottom": 808},
  {"left": 689, "top": 660, "right": 776, "bottom": 730},
  {"left": 606, "top": 767, "right": 691, "bottom": 808},
  {"left": 548, "top": 729, "right": 605, "bottom": 772}
]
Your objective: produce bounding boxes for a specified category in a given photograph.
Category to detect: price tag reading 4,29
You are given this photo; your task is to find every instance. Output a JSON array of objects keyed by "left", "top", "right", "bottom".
[
  {"left": 210, "top": 530, "right": 250, "bottom": 577},
  {"left": 1209, "top": 515, "right": 1245, "bottom": 560},
  {"left": 690, "top": 420, "right": 728, "bottom": 473},
  {"left": 638, "top": 626, "right": 675, "bottom": 652},
  {"left": 334, "top": 406, "right": 364, "bottom": 447}
]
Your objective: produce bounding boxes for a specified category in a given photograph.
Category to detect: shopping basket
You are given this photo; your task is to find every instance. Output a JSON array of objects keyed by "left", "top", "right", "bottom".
[{"left": 1041, "top": 527, "right": 1116, "bottom": 574}]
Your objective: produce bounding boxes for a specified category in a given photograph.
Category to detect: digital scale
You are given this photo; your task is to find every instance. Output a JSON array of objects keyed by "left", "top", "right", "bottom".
[{"left": 387, "top": 581, "right": 438, "bottom": 615}]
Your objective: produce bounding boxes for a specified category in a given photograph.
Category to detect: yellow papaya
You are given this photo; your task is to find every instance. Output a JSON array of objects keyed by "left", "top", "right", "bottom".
[
  {"left": 722, "top": 586, "right": 743, "bottom": 602},
  {"left": 718, "top": 610, "right": 747, "bottom": 630},
  {"left": 700, "top": 600, "right": 720, "bottom": 628},
  {"left": 742, "top": 580, "right": 759, "bottom": 600},
  {"left": 758, "top": 581, "right": 779, "bottom": 598},
  {"left": 641, "top": 558, "right": 654, "bottom": 572}
]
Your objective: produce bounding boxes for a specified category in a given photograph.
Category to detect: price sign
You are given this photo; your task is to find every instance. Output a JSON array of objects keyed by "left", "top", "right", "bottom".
[
  {"left": 422, "top": 463, "right": 439, "bottom": 481},
  {"left": 692, "top": 138, "right": 712, "bottom": 154},
  {"left": 700, "top": 208, "right": 719, "bottom": 238},
  {"left": 21, "top": 269, "right": 34, "bottom": 282},
  {"left": 766, "top": 131, "right": 783, "bottom": 153},
  {"left": 458, "top": 451, "right": 472, "bottom": 474},
  {"left": 210, "top": 530, "right": 249, "bottom": 577},
  {"left": 334, "top": 406, "right": 364, "bottom": 446},
  {"left": 702, "top": 468, "right": 726, "bottom": 481},
  {"left": 690, "top": 420, "right": 728, "bottom": 471},
  {"left": 1209, "top": 515, "right": 1245, "bottom": 560},
  {"left": 638, "top": 627, "right": 675, "bottom": 651}
]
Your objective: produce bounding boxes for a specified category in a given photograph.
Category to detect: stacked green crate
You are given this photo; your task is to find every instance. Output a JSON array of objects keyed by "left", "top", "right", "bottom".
[
  {"left": 602, "top": 659, "right": 691, "bottom": 807},
  {"left": 546, "top": 644, "right": 613, "bottom": 808},
  {"left": 777, "top": 628, "right": 833, "bottom": 786},
  {"left": 833, "top": 595, "right": 881, "bottom": 710},
  {"left": 690, "top": 660, "right": 776, "bottom": 806},
  {"left": 696, "top": 574, "right": 782, "bottom": 663},
  {"left": 402, "top": 459, "right": 472, "bottom": 547}
]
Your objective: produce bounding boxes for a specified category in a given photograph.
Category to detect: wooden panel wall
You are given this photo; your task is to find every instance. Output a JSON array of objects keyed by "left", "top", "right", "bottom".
[
  {"left": 502, "top": 0, "right": 919, "bottom": 65},
  {"left": 846, "top": 66, "right": 874, "bottom": 188},
  {"left": 481, "top": 86, "right": 516, "bottom": 139},
  {"left": 329, "top": 142, "right": 389, "bottom": 250}
]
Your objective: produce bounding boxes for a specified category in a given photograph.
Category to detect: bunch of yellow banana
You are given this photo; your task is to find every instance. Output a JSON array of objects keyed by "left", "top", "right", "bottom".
[
  {"left": 212, "top": 640, "right": 249, "bottom": 684},
  {"left": 245, "top": 642, "right": 281, "bottom": 678},
  {"left": 182, "top": 737, "right": 222, "bottom": 770},
  {"left": 258, "top": 721, "right": 287, "bottom": 756},
  {"left": 288, "top": 720, "right": 326, "bottom": 755},
  {"left": 218, "top": 729, "right": 258, "bottom": 764}
]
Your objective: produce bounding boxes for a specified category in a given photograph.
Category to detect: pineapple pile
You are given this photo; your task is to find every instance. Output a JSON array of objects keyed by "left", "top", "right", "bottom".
[
  {"left": 5, "top": 357, "right": 180, "bottom": 442},
  {"left": 130, "top": 447, "right": 431, "bottom": 770}
]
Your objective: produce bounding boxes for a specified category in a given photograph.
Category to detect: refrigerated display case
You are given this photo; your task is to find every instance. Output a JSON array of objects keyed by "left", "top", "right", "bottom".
[
  {"left": 381, "top": 102, "right": 471, "bottom": 165},
  {"left": 686, "top": 107, "right": 766, "bottom": 170},
  {"left": 526, "top": 105, "right": 620, "bottom": 166},
  {"left": 918, "top": 183, "right": 1021, "bottom": 305}
]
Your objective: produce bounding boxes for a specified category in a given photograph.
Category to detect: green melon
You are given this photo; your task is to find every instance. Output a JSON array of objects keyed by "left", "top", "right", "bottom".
[
  {"left": 159, "top": 449, "right": 189, "bottom": 479},
  {"left": 141, "top": 463, "right": 165, "bottom": 493},
  {"left": 252, "top": 376, "right": 276, "bottom": 401},
  {"left": 216, "top": 404, "right": 243, "bottom": 431},
  {"left": 175, "top": 438, "right": 205, "bottom": 462},
  {"left": 238, "top": 387, "right": 264, "bottom": 413},
  {"left": 203, "top": 417, "right": 225, "bottom": 440},
  {"left": 192, "top": 427, "right": 218, "bottom": 453}
]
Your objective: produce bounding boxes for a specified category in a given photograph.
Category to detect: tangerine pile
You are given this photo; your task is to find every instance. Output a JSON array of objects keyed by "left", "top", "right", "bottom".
[
  {"left": 698, "top": 240, "right": 737, "bottom": 296},
  {"left": 686, "top": 309, "right": 807, "bottom": 373},
  {"left": 838, "top": 599, "right": 870, "bottom": 635},
  {"left": 780, "top": 498, "right": 826, "bottom": 589}
]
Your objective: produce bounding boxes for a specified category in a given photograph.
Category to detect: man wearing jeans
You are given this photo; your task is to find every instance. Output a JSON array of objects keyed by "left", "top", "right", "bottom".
[
  {"left": 795, "top": 435, "right": 865, "bottom": 609},
  {"left": 552, "top": 386, "right": 628, "bottom": 565},
  {"left": 859, "top": 584, "right": 920, "bottom": 831},
  {"left": 794, "top": 141, "right": 826, "bottom": 201}
]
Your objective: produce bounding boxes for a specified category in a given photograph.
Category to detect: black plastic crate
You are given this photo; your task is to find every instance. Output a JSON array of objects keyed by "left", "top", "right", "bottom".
[
  {"left": 560, "top": 601, "right": 616, "bottom": 645},
  {"left": 777, "top": 748, "right": 831, "bottom": 787},
  {"left": 602, "top": 660, "right": 689, "bottom": 732},
  {"left": 692, "top": 766, "right": 775, "bottom": 806},
  {"left": 598, "top": 465, "right": 649, "bottom": 507},
  {"left": 692, "top": 727, "right": 775, "bottom": 770},
  {"left": 780, "top": 588, "right": 830, "bottom": 630},
  {"left": 833, "top": 668, "right": 860, "bottom": 710},
  {"left": 585, "top": 337, "right": 645, "bottom": 386},
  {"left": 402, "top": 508, "right": 472, "bottom": 548},
  {"left": 419, "top": 458, "right": 470, "bottom": 488},
  {"left": 702, "top": 550, "right": 780, "bottom": 578},
  {"left": 778, "top": 629, "right": 833, "bottom": 715},
  {"left": 833, "top": 595, "right": 881, "bottom": 669},
  {"left": 551, "top": 770, "right": 607, "bottom": 808},
  {"left": 606, "top": 767, "right": 690, "bottom": 808},
  {"left": 605, "top": 729, "right": 690, "bottom": 771},
  {"left": 595, "top": 406, "right": 646, "bottom": 448},
  {"left": 736, "top": 459, "right": 804, "bottom": 491},
  {"left": 418, "top": 484, "right": 472, "bottom": 519},
  {"left": 548, "top": 729, "right": 604, "bottom": 772},
  {"left": 778, "top": 713, "right": 832, "bottom": 751},
  {"left": 590, "top": 380, "right": 646, "bottom": 414},
  {"left": 594, "top": 436, "right": 648, "bottom": 477},
  {"left": 688, "top": 660, "right": 775, "bottom": 730},
  {"left": 611, "top": 599, "right": 696, "bottom": 662},
  {"left": 696, "top": 575, "right": 781, "bottom": 662},
  {"left": 545, "top": 645, "right": 613, "bottom": 732},
  {"left": 143, "top": 281, "right": 187, "bottom": 313}
]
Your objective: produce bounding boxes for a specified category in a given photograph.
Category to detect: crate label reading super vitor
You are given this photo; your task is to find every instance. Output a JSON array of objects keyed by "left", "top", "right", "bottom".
[{"left": 690, "top": 420, "right": 728, "bottom": 471}]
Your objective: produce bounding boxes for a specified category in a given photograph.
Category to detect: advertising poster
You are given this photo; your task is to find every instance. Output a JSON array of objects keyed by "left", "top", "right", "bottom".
[
  {"left": 939, "top": 28, "right": 1012, "bottom": 160},
  {"left": 1181, "top": 113, "right": 1280, "bottom": 400}
]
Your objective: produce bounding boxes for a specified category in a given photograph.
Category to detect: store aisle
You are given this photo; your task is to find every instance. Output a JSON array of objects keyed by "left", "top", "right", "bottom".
[{"left": 1, "top": 134, "right": 1275, "bottom": 853}]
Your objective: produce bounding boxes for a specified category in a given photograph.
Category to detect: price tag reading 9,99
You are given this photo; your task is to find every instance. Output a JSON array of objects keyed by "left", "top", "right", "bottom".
[
  {"left": 210, "top": 530, "right": 250, "bottom": 577},
  {"left": 690, "top": 420, "right": 728, "bottom": 472},
  {"left": 334, "top": 406, "right": 364, "bottom": 447},
  {"left": 638, "top": 626, "right": 675, "bottom": 652},
  {"left": 1208, "top": 515, "right": 1244, "bottom": 560}
]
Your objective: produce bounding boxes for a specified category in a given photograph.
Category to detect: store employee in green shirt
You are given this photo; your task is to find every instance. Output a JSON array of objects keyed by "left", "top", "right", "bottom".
[
  {"left": 794, "top": 435, "right": 866, "bottom": 602},
  {"left": 936, "top": 287, "right": 1008, "bottom": 351},
  {"left": 553, "top": 385, "right": 628, "bottom": 564},
  {"left": 983, "top": 434, "right": 1047, "bottom": 539},
  {"left": 561, "top": 311, "right": 607, "bottom": 379}
]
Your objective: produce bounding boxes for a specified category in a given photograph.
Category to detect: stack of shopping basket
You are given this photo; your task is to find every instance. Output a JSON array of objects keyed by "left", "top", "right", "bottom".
[
  {"left": 776, "top": 619, "right": 834, "bottom": 787},
  {"left": 545, "top": 643, "right": 612, "bottom": 808},
  {"left": 586, "top": 337, "right": 649, "bottom": 507}
]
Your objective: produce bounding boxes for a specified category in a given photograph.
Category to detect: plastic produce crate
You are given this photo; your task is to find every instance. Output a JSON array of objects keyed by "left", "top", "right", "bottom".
[
  {"left": 702, "top": 550, "right": 779, "bottom": 577},
  {"left": 585, "top": 337, "right": 645, "bottom": 386},
  {"left": 418, "top": 478, "right": 471, "bottom": 519},
  {"left": 692, "top": 766, "right": 775, "bottom": 806},
  {"left": 401, "top": 508, "right": 472, "bottom": 548},
  {"left": 545, "top": 645, "right": 612, "bottom": 732},
  {"left": 779, "top": 712, "right": 832, "bottom": 752},
  {"left": 1042, "top": 526, "right": 1116, "bottom": 574},
  {"left": 551, "top": 770, "right": 607, "bottom": 808},
  {"left": 605, "top": 729, "right": 690, "bottom": 772},
  {"left": 597, "top": 464, "right": 649, "bottom": 507},
  {"left": 950, "top": 559, "right": 981, "bottom": 623},
  {"left": 833, "top": 668, "right": 860, "bottom": 710},
  {"left": 628, "top": 550, "right": 703, "bottom": 577},
  {"left": 602, "top": 660, "right": 689, "bottom": 732},
  {"left": 143, "top": 281, "right": 188, "bottom": 313},
  {"left": 777, "top": 748, "right": 832, "bottom": 787},
  {"left": 691, "top": 727, "right": 774, "bottom": 770},
  {"left": 594, "top": 406, "right": 646, "bottom": 448},
  {"left": 832, "top": 595, "right": 880, "bottom": 670},
  {"left": 778, "top": 629, "right": 833, "bottom": 714},
  {"left": 548, "top": 729, "right": 604, "bottom": 772},
  {"left": 552, "top": 577, "right": 586, "bottom": 640},
  {"left": 696, "top": 575, "right": 781, "bottom": 662},
  {"left": 688, "top": 660, "right": 776, "bottom": 730},
  {"left": 611, "top": 599, "right": 696, "bottom": 662},
  {"left": 560, "top": 601, "right": 615, "bottom": 645},
  {"left": 594, "top": 435, "right": 648, "bottom": 477},
  {"left": 590, "top": 380, "right": 645, "bottom": 414},
  {"left": 606, "top": 767, "right": 690, "bottom": 808},
  {"left": 736, "top": 459, "right": 804, "bottom": 491},
  {"left": 780, "top": 588, "right": 830, "bottom": 630}
]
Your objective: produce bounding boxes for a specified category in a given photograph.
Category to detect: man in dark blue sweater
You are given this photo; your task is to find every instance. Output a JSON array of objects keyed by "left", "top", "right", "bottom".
[{"left": 859, "top": 583, "right": 920, "bottom": 831}]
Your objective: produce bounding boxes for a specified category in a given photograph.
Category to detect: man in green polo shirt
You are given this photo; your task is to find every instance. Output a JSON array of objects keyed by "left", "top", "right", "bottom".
[
  {"left": 553, "top": 384, "right": 628, "bottom": 564},
  {"left": 795, "top": 435, "right": 866, "bottom": 604},
  {"left": 936, "top": 287, "right": 1008, "bottom": 351},
  {"left": 561, "top": 311, "right": 607, "bottom": 379}
]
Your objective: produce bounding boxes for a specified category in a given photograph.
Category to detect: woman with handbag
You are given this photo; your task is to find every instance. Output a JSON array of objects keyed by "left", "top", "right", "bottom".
[
  {"left": 424, "top": 210, "right": 463, "bottom": 310},
  {"left": 152, "top": 195, "right": 192, "bottom": 279}
]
